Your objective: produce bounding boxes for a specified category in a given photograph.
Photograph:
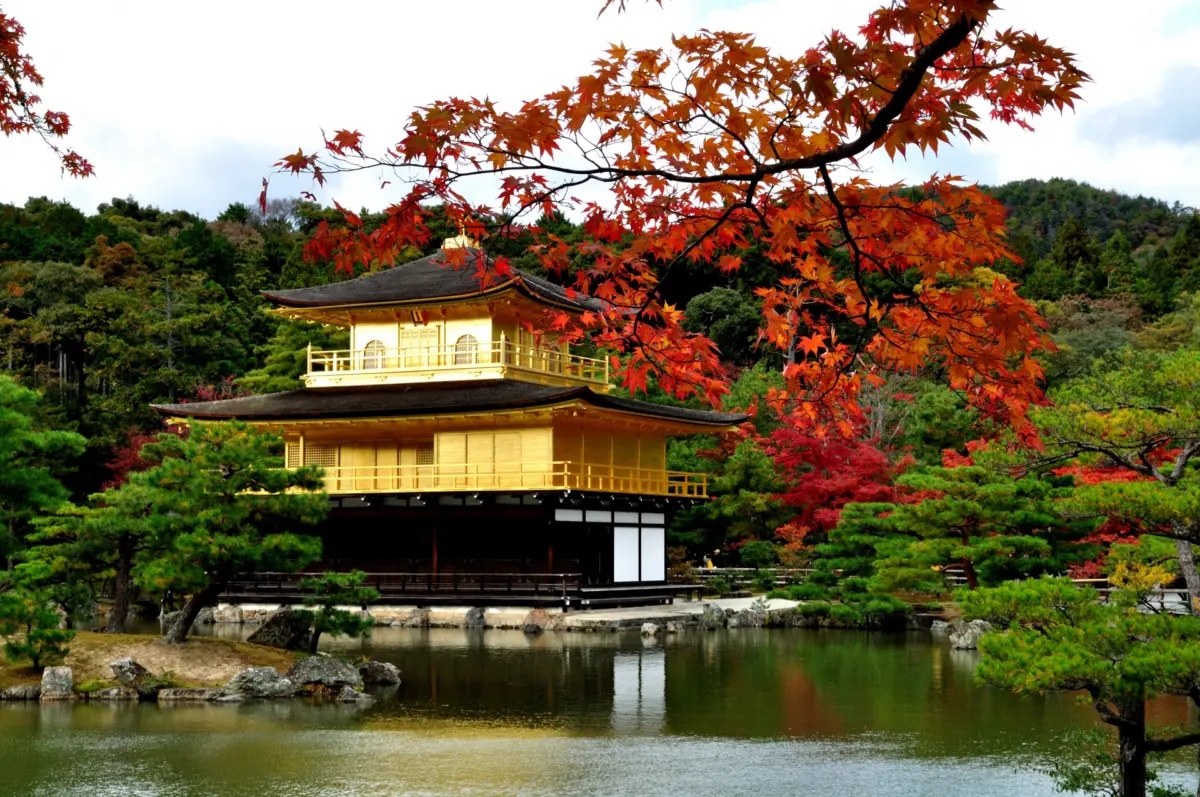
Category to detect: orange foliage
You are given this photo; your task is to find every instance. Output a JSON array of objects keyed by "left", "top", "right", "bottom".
[
  {"left": 267, "top": 0, "right": 1085, "bottom": 433},
  {"left": 0, "top": 9, "right": 92, "bottom": 176}
]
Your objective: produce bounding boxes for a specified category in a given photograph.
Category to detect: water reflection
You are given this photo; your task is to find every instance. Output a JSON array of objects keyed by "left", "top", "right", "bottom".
[{"left": 0, "top": 628, "right": 1194, "bottom": 797}]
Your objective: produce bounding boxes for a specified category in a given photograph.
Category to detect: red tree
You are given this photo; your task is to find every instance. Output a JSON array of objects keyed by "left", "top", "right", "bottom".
[
  {"left": 266, "top": 0, "right": 1084, "bottom": 435},
  {"left": 0, "top": 7, "right": 91, "bottom": 176},
  {"left": 767, "top": 423, "right": 907, "bottom": 552}
]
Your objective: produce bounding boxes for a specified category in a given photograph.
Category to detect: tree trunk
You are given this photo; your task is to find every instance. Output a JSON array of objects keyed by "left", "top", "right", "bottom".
[
  {"left": 104, "top": 537, "right": 134, "bottom": 634},
  {"left": 161, "top": 585, "right": 221, "bottom": 644},
  {"left": 1174, "top": 534, "right": 1200, "bottom": 615},
  {"left": 308, "top": 628, "right": 322, "bottom": 655},
  {"left": 1117, "top": 697, "right": 1147, "bottom": 797}
]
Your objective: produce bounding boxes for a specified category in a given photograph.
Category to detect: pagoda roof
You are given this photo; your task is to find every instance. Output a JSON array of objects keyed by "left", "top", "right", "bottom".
[
  {"left": 261, "top": 249, "right": 602, "bottom": 312},
  {"left": 151, "top": 381, "right": 747, "bottom": 428}
]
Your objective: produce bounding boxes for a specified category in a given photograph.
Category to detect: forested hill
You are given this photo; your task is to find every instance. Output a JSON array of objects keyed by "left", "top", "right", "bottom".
[{"left": 983, "top": 177, "right": 1193, "bottom": 260}]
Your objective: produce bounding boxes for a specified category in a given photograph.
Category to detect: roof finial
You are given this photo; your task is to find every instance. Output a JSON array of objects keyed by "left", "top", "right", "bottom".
[{"left": 442, "top": 218, "right": 478, "bottom": 250}]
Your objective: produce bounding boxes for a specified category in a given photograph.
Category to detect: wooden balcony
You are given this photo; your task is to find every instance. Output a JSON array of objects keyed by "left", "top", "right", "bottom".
[
  {"left": 296, "top": 462, "right": 708, "bottom": 498},
  {"left": 303, "top": 339, "right": 609, "bottom": 389}
]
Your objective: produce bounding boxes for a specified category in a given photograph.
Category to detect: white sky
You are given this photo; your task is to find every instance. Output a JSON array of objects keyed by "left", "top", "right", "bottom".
[{"left": 4, "top": 0, "right": 1199, "bottom": 219}]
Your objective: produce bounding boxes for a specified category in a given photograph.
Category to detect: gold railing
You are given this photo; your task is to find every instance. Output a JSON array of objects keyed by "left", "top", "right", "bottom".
[
  {"left": 309, "top": 461, "right": 707, "bottom": 498},
  {"left": 306, "top": 339, "right": 608, "bottom": 385}
]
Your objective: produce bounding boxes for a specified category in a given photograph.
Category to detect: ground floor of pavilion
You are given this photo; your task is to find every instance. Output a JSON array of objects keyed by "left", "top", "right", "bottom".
[{"left": 223, "top": 492, "right": 694, "bottom": 609}]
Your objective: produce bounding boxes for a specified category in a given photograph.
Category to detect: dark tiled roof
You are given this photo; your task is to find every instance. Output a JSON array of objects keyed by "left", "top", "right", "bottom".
[
  {"left": 261, "top": 249, "right": 602, "bottom": 312},
  {"left": 151, "top": 381, "right": 747, "bottom": 427}
]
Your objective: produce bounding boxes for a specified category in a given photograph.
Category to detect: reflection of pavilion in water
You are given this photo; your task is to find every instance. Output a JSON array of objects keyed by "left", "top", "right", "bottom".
[{"left": 611, "top": 649, "right": 665, "bottom": 734}]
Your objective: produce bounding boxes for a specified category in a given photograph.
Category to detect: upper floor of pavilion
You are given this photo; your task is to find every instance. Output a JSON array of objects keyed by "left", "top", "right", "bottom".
[{"left": 262, "top": 246, "right": 610, "bottom": 391}]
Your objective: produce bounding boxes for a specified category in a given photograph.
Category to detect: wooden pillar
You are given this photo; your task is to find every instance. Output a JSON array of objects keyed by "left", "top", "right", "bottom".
[
  {"left": 547, "top": 540, "right": 554, "bottom": 574},
  {"left": 432, "top": 528, "right": 439, "bottom": 576}
]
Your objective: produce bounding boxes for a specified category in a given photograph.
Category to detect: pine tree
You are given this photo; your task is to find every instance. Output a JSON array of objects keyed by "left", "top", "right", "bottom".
[
  {"left": 1101, "top": 231, "right": 1139, "bottom": 296},
  {"left": 299, "top": 571, "right": 380, "bottom": 654},
  {"left": 119, "top": 421, "right": 329, "bottom": 643}
]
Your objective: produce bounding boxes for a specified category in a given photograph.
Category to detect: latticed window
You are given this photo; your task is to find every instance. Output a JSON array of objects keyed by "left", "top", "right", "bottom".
[
  {"left": 416, "top": 440, "right": 435, "bottom": 466},
  {"left": 401, "top": 327, "right": 439, "bottom": 366},
  {"left": 454, "top": 333, "right": 479, "bottom": 364},
  {"left": 285, "top": 442, "right": 301, "bottom": 468},
  {"left": 303, "top": 444, "right": 338, "bottom": 468},
  {"left": 362, "top": 339, "right": 386, "bottom": 370}
]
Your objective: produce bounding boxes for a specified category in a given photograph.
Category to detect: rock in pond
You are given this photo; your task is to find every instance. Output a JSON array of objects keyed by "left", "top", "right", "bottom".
[
  {"left": 39, "top": 667, "right": 73, "bottom": 701},
  {"left": 110, "top": 657, "right": 159, "bottom": 699},
  {"left": 949, "top": 619, "right": 993, "bottom": 650},
  {"left": 462, "top": 607, "right": 486, "bottom": 629},
  {"left": 765, "top": 607, "right": 802, "bottom": 628},
  {"left": 393, "top": 607, "right": 430, "bottom": 628},
  {"left": 640, "top": 622, "right": 661, "bottom": 637},
  {"left": 87, "top": 687, "right": 139, "bottom": 702},
  {"left": 727, "top": 601, "right": 768, "bottom": 628},
  {"left": 0, "top": 685, "right": 41, "bottom": 701},
  {"left": 222, "top": 667, "right": 295, "bottom": 698},
  {"left": 246, "top": 607, "right": 313, "bottom": 651},
  {"left": 664, "top": 620, "right": 684, "bottom": 634},
  {"left": 521, "top": 623, "right": 544, "bottom": 635},
  {"left": 698, "top": 604, "right": 727, "bottom": 630},
  {"left": 358, "top": 660, "right": 401, "bottom": 686},
  {"left": 158, "top": 688, "right": 223, "bottom": 702},
  {"left": 213, "top": 604, "right": 244, "bottom": 624},
  {"left": 338, "top": 686, "right": 375, "bottom": 706},
  {"left": 287, "top": 656, "right": 363, "bottom": 690},
  {"left": 930, "top": 620, "right": 950, "bottom": 635}
]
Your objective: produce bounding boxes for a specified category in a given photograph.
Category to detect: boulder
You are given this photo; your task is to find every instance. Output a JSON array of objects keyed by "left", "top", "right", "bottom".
[
  {"left": 39, "top": 666, "right": 74, "bottom": 701},
  {"left": 640, "top": 622, "right": 661, "bottom": 637},
  {"left": 462, "top": 607, "right": 486, "bottom": 629},
  {"left": 246, "top": 607, "right": 313, "bottom": 651},
  {"left": 948, "top": 619, "right": 993, "bottom": 650},
  {"left": 0, "top": 685, "right": 41, "bottom": 701},
  {"left": 728, "top": 600, "right": 769, "bottom": 629},
  {"left": 214, "top": 693, "right": 246, "bottom": 704},
  {"left": 664, "top": 621, "right": 684, "bottom": 634},
  {"left": 394, "top": 607, "right": 430, "bottom": 628},
  {"left": 287, "top": 656, "right": 363, "bottom": 690},
  {"left": 110, "top": 657, "right": 159, "bottom": 699},
  {"left": 196, "top": 607, "right": 216, "bottom": 624},
  {"left": 213, "top": 605, "right": 244, "bottom": 624},
  {"left": 520, "top": 608, "right": 553, "bottom": 631},
  {"left": 766, "top": 608, "right": 803, "bottom": 628},
  {"left": 222, "top": 667, "right": 296, "bottom": 699},
  {"left": 357, "top": 660, "right": 401, "bottom": 687},
  {"left": 338, "top": 686, "right": 375, "bottom": 706},
  {"left": 87, "top": 687, "right": 139, "bottom": 701},
  {"left": 698, "top": 603, "right": 727, "bottom": 630},
  {"left": 930, "top": 620, "right": 951, "bottom": 635},
  {"left": 521, "top": 623, "right": 544, "bottom": 635},
  {"left": 157, "top": 688, "right": 223, "bottom": 702}
]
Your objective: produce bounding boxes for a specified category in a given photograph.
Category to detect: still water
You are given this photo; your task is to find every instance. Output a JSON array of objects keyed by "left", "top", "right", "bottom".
[{"left": 0, "top": 628, "right": 1195, "bottom": 796}]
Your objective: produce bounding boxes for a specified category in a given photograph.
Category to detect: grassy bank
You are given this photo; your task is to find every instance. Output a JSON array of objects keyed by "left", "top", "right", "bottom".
[{"left": 0, "top": 632, "right": 297, "bottom": 691}]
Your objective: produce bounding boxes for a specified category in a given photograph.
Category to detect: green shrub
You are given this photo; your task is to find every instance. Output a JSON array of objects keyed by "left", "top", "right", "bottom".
[
  {"left": 703, "top": 576, "right": 733, "bottom": 596},
  {"left": 738, "top": 540, "right": 777, "bottom": 569},
  {"left": 753, "top": 569, "right": 777, "bottom": 592},
  {"left": 0, "top": 586, "right": 74, "bottom": 670}
]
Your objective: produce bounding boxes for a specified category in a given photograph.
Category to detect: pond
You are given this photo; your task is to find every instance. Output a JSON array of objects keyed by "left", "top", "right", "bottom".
[{"left": 0, "top": 628, "right": 1195, "bottom": 796}]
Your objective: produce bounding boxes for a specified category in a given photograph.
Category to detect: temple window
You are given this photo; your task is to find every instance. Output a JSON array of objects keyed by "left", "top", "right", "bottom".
[
  {"left": 362, "top": 339, "right": 386, "bottom": 370},
  {"left": 454, "top": 334, "right": 479, "bottom": 365}
]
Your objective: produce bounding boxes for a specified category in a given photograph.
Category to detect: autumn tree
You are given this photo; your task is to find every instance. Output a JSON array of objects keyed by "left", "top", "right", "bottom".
[
  {"left": 123, "top": 422, "right": 328, "bottom": 643},
  {"left": 0, "top": 6, "right": 91, "bottom": 175},
  {"left": 1032, "top": 349, "right": 1200, "bottom": 609},
  {"left": 268, "top": 0, "right": 1085, "bottom": 436}
]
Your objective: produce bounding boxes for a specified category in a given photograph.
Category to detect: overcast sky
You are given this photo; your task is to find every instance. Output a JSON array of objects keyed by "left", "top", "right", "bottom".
[{"left": 4, "top": 0, "right": 1200, "bottom": 219}]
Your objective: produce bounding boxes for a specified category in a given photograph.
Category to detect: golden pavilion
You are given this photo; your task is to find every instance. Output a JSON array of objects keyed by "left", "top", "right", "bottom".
[{"left": 152, "top": 243, "right": 745, "bottom": 608}]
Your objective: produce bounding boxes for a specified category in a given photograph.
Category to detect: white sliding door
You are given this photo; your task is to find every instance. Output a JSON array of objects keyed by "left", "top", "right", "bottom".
[
  {"left": 613, "top": 526, "right": 641, "bottom": 583},
  {"left": 639, "top": 527, "right": 665, "bottom": 581}
]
